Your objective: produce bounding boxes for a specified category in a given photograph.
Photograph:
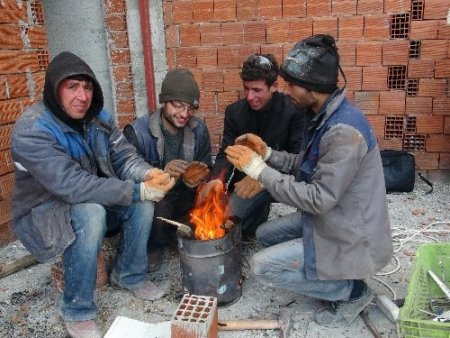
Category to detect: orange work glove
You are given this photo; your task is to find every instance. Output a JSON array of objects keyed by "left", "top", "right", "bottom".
[
  {"left": 164, "top": 159, "right": 189, "bottom": 179},
  {"left": 235, "top": 133, "right": 272, "bottom": 161},
  {"left": 182, "top": 161, "right": 210, "bottom": 188},
  {"left": 225, "top": 145, "right": 267, "bottom": 180},
  {"left": 234, "top": 176, "right": 264, "bottom": 199},
  {"left": 140, "top": 171, "right": 175, "bottom": 202},
  {"left": 197, "top": 179, "right": 224, "bottom": 205}
]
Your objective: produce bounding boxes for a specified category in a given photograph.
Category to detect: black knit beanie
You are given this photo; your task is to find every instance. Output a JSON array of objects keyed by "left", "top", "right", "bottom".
[
  {"left": 280, "top": 34, "right": 339, "bottom": 93},
  {"left": 159, "top": 69, "right": 200, "bottom": 108}
]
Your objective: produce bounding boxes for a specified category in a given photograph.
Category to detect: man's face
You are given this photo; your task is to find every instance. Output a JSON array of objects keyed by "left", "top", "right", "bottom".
[
  {"left": 161, "top": 101, "right": 196, "bottom": 132},
  {"left": 57, "top": 78, "right": 94, "bottom": 120},
  {"left": 284, "top": 82, "right": 318, "bottom": 111},
  {"left": 243, "top": 80, "right": 276, "bottom": 111}
]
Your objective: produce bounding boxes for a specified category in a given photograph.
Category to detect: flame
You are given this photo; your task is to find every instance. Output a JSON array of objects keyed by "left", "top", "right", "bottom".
[{"left": 190, "top": 180, "right": 228, "bottom": 240}]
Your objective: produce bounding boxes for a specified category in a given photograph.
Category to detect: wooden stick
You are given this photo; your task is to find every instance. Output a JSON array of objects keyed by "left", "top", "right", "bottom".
[
  {"left": 0, "top": 255, "right": 38, "bottom": 279},
  {"left": 156, "top": 217, "right": 193, "bottom": 238}
]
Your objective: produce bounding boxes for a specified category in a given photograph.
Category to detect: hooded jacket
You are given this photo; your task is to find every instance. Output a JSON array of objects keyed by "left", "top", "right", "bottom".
[
  {"left": 11, "top": 52, "right": 152, "bottom": 262},
  {"left": 259, "top": 89, "right": 393, "bottom": 280}
]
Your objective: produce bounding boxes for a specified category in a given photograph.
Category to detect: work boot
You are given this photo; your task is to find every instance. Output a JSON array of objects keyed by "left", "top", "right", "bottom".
[
  {"left": 132, "top": 279, "right": 169, "bottom": 301},
  {"left": 65, "top": 320, "right": 101, "bottom": 338},
  {"left": 147, "top": 248, "right": 163, "bottom": 272},
  {"left": 314, "top": 283, "right": 374, "bottom": 328}
]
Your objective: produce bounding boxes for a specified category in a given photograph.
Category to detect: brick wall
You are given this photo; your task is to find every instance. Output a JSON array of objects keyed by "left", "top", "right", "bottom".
[
  {"left": 0, "top": 0, "right": 49, "bottom": 244},
  {"left": 162, "top": 0, "right": 450, "bottom": 168}
]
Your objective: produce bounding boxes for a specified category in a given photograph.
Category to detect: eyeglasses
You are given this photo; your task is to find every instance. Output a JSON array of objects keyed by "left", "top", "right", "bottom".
[
  {"left": 246, "top": 55, "right": 272, "bottom": 70},
  {"left": 169, "top": 101, "right": 196, "bottom": 114}
]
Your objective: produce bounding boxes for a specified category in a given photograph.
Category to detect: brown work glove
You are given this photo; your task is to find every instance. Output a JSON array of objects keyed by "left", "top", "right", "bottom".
[
  {"left": 182, "top": 161, "right": 210, "bottom": 188},
  {"left": 234, "top": 176, "right": 264, "bottom": 199},
  {"left": 140, "top": 171, "right": 175, "bottom": 202},
  {"left": 225, "top": 145, "right": 267, "bottom": 180},
  {"left": 164, "top": 159, "right": 189, "bottom": 179},
  {"left": 235, "top": 133, "right": 272, "bottom": 161},
  {"left": 197, "top": 179, "right": 224, "bottom": 205}
]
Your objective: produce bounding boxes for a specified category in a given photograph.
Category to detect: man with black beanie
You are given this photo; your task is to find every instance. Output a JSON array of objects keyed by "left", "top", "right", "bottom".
[
  {"left": 124, "top": 69, "right": 212, "bottom": 272},
  {"left": 224, "top": 35, "right": 393, "bottom": 328}
]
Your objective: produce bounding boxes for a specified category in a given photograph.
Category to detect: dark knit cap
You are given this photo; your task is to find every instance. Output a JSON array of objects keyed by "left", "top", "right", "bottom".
[
  {"left": 159, "top": 69, "right": 200, "bottom": 108},
  {"left": 280, "top": 34, "right": 339, "bottom": 93}
]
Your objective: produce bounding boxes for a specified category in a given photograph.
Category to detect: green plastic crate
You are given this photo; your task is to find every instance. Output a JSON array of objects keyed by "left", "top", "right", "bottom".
[{"left": 399, "top": 243, "right": 450, "bottom": 337}]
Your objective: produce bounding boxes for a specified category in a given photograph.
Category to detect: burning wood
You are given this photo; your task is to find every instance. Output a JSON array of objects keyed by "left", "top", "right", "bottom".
[{"left": 156, "top": 217, "right": 194, "bottom": 239}]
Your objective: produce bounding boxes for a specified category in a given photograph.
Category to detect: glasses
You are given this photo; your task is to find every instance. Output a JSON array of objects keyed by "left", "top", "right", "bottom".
[
  {"left": 246, "top": 55, "right": 272, "bottom": 70},
  {"left": 169, "top": 101, "right": 196, "bottom": 114}
]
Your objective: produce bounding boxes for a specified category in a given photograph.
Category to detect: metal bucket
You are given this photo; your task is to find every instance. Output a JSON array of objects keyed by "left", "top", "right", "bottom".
[{"left": 177, "top": 224, "right": 242, "bottom": 305}]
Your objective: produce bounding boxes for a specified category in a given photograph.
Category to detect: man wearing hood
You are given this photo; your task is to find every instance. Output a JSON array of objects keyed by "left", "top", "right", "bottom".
[
  {"left": 225, "top": 35, "right": 393, "bottom": 328},
  {"left": 11, "top": 51, "right": 175, "bottom": 338}
]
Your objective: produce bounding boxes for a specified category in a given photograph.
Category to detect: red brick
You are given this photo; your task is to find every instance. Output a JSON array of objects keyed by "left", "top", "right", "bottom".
[
  {"left": 312, "top": 17, "right": 337, "bottom": 37},
  {"left": 433, "top": 98, "right": 450, "bottom": 115},
  {"left": 423, "top": 0, "right": 449, "bottom": 19},
  {"left": 0, "top": 221, "right": 15, "bottom": 246},
  {"left": 415, "top": 152, "right": 439, "bottom": 170},
  {"left": 109, "top": 31, "right": 129, "bottom": 49},
  {"left": 0, "top": 24, "right": 23, "bottom": 49},
  {"left": 0, "top": 99, "right": 23, "bottom": 124},
  {"left": 205, "top": 114, "right": 224, "bottom": 136},
  {"left": 426, "top": 135, "right": 450, "bottom": 152},
  {"left": 193, "top": 0, "right": 214, "bottom": 21},
  {"left": 364, "top": 15, "right": 390, "bottom": 39},
  {"left": 201, "top": 70, "right": 223, "bottom": 91},
  {"left": 259, "top": 0, "right": 282, "bottom": 19},
  {"left": 166, "top": 48, "right": 177, "bottom": 69},
  {"left": 196, "top": 47, "right": 218, "bottom": 68},
  {"left": 307, "top": 0, "right": 331, "bottom": 17},
  {"left": 27, "top": 26, "right": 47, "bottom": 49},
  {"left": 332, "top": 0, "right": 356, "bottom": 15},
  {"left": 377, "top": 138, "right": 403, "bottom": 150},
  {"left": 176, "top": 48, "right": 197, "bottom": 68},
  {"left": 199, "top": 23, "right": 221, "bottom": 46},
  {"left": 0, "top": 76, "right": 6, "bottom": 100},
  {"left": 283, "top": 0, "right": 306, "bottom": 18},
  {"left": 115, "top": 81, "right": 134, "bottom": 99},
  {"left": 214, "top": 0, "right": 237, "bottom": 21},
  {"left": 366, "top": 115, "right": 385, "bottom": 138},
  {"left": 32, "top": 71, "right": 45, "bottom": 97},
  {"left": 117, "top": 114, "right": 136, "bottom": 128},
  {"left": 418, "top": 79, "right": 447, "bottom": 97},
  {"left": 410, "top": 20, "right": 438, "bottom": 40},
  {"left": 356, "top": 41, "right": 382, "bottom": 66},
  {"left": 341, "top": 66, "right": 361, "bottom": 91},
  {"left": 337, "top": 40, "right": 355, "bottom": 66},
  {"left": 338, "top": 16, "right": 363, "bottom": 39},
  {"left": 416, "top": 115, "right": 444, "bottom": 134},
  {"left": 408, "top": 59, "right": 435, "bottom": 78},
  {"left": 289, "top": 18, "right": 313, "bottom": 43},
  {"left": 0, "top": 51, "right": 20, "bottom": 73},
  {"left": 0, "top": 124, "right": 12, "bottom": 151},
  {"left": 421, "top": 40, "right": 449, "bottom": 59},
  {"left": 0, "top": 2, "right": 27, "bottom": 23},
  {"left": 444, "top": 116, "right": 450, "bottom": 134},
  {"left": 0, "top": 150, "right": 13, "bottom": 175},
  {"left": 163, "top": 2, "right": 174, "bottom": 25},
  {"left": 355, "top": 91, "right": 380, "bottom": 115},
  {"left": 237, "top": 0, "right": 258, "bottom": 20},
  {"left": 223, "top": 70, "right": 242, "bottom": 91},
  {"left": 383, "top": 0, "right": 411, "bottom": 14},
  {"left": 110, "top": 50, "right": 131, "bottom": 64},
  {"left": 7, "top": 74, "right": 28, "bottom": 99},
  {"left": 103, "top": 0, "right": 126, "bottom": 14},
  {"left": 437, "top": 20, "right": 450, "bottom": 40},
  {"left": 440, "top": 153, "right": 450, "bottom": 169},
  {"left": 218, "top": 91, "right": 238, "bottom": 112},
  {"left": 243, "top": 21, "right": 266, "bottom": 45},
  {"left": 17, "top": 51, "right": 41, "bottom": 73},
  {"left": 221, "top": 22, "right": 243, "bottom": 45},
  {"left": 406, "top": 97, "right": 433, "bottom": 115},
  {"left": 260, "top": 44, "right": 283, "bottom": 64},
  {"left": 362, "top": 66, "right": 388, "bottom": 91},
  {"left": 172, "top": 1, "right": 193, "bottom": 24},
  {"left": 266, "top": 21, "right": 289, "bottom": 44},
  {"left": 217, "top": 45, "right": 255, "bottom": 68},
  {"left": 198, "top": 91, "right": 217, "bottom": 113},
  {"left": 382, "top": 40, "right": 409, "bottom": 66},
  {"left": 435, "top": 59, "right": 450, "bottom": 78},
  {"left": 105, "top": 14, "right": 127, "bottom": 31},
  {"left": 116, "top": 99, "right": 136, "bottom": 115},
  {"left": 179, "top": 24, "right": 199, "bottom": 48},
  {"left": 166, "top": 25, "right": 180, "bottom": 48},
  {"left": 379, "top": 91, "right": 405, "bottom": 115},
  {"left": 357, "top": 0, "right": 383, "bottom": 14}
]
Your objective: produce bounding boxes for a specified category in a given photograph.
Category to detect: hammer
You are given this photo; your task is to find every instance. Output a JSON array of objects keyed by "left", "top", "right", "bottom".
[{"left": 217, "top": 308, "right": 291, "bottom": 338}]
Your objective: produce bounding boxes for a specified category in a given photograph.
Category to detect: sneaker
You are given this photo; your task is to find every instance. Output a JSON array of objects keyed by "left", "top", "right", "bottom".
[
  {"left": 147, "top": 248, "right": 163, "bottom": 273},
  {"left": 65, "top": 320, "right": 101, "bottom": 338},
  {"left": 314, "top": 283, "right": 374, "bottom": 328},
  {"left": 132, "top": 279, "right": 169, "bottom": 301}
]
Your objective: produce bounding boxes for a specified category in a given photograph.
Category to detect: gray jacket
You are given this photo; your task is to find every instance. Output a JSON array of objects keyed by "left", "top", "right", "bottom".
[{"left": 260, "top": 89, "right": 393, "bottom": 280}]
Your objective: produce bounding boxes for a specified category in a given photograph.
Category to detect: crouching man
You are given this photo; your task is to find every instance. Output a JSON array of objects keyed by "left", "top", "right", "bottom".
[{"left": 11, "top": 51, "right": 175, "bottom": 338}]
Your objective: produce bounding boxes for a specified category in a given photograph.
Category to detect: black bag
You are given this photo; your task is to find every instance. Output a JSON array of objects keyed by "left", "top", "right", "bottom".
[{"left": 380, "top": 150, "right": 415, "bottom": 192}]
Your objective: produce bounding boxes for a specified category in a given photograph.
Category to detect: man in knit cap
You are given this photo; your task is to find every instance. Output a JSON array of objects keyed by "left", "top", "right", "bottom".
[
  {"left": 225, "top": 35, "right": 393, "bottom": 328},
  {"left": 124, "top": 69, "right": 211, "bottom": 271}
]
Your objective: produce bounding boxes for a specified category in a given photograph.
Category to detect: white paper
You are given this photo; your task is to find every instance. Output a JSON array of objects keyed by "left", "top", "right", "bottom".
[{"left": 104, "top": 316, "right": 171, "bottom": 338}]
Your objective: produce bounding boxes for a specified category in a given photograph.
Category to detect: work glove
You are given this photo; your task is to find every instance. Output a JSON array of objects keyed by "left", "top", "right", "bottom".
[
  {"left": 225, "top": 145, "right": 267, "bottom": 180},
  {"left": 235, "top": 133, "right": 272, "bottom": 161},
  {"left": 143, "top": 167, "right": 165, "bottom": 181},
  {"left": 234, "top": 176, "right": 264, "bottom": 199},
  {"left": 140, "top": 171, "right": 175, "bottom": 202},
  {"left": 164, "top": 159, "right": 189, "bottom": 179},
  {"left": 182, "top": 161, "right": 210, "bottom": 188},
  {"left": 196, "top": 179, "right": 224, "bottom": 205}
]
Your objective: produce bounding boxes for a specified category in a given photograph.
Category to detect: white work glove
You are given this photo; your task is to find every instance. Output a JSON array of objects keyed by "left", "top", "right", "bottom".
[
  {"left": 140, "top": 171, "right": 175, "bottom": 202},
  {"left": 235, "top": 133, "right": 272, "bottom": 161},
  {"left": 225, "top": 145, "right": 267, "bottom": 180}
]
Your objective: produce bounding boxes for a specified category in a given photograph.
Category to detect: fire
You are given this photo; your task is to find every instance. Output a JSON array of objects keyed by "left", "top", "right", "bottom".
[{"left": 190, "top": 180, "right": 228, "bottom": 240}]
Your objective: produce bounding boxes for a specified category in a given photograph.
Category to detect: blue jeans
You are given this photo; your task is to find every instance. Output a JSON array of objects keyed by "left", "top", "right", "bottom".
[
  {"left": 61, "top": 201, "right": 154, "bottom": 321},
  {"left": 253, "top": 212, "right": 354, "bottom": 302}
]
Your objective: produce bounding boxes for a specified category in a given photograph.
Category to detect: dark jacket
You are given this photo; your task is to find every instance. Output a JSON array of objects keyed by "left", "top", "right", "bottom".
[
  {"left": 11, "top": 52, "right": 152, "bottom": 262},
  {"left": 211, "top": 91, "right": 312, "bottom": 187}
]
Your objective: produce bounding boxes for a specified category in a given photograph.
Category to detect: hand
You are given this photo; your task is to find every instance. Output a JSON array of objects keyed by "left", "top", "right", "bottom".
[
  {"left": 164, "top": 159, "right": 189, "bottom": 179},
  {"left": 225, "top": 145, "right": 267, "bottom": 180},
  {"left": 144, "top": 167, "right": 164, "bottom": 181},
  {"left": 182, "top": 161, "right": 210, "bottom": 188},
  {"left": 197, "top": 179, "right": 223, "bottom": 205},
  {"left": 235, "top": 133, "right": 271, "bottom": 160},
  {"left": 140, "top": 171, "right": 175, "bottom": 202},
  {"left": 234, "top": 176, "right": 264, "bottom": 199}
]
